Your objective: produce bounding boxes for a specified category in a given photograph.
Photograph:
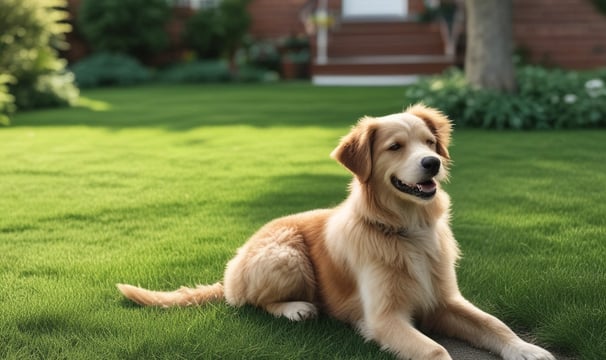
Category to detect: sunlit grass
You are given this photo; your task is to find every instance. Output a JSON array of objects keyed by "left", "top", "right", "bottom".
[{"left": 1, "top": 83, "right": 604, "bottom": 359}]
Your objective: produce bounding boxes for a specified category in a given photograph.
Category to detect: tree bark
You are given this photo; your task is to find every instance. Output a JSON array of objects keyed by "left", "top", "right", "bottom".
[{"left": 464, "top": 0, "right": 516, "bottom": 92}]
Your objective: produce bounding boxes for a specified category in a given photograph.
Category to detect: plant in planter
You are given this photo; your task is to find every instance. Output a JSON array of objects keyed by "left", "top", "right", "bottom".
[{"left": 279, "top": 35, "right": 310, "bottom": 80}]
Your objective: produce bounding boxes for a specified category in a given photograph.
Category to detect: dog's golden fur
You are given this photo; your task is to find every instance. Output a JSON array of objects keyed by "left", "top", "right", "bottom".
[{"left": 118, "top": 105, "right": 554, "bottom": 360}]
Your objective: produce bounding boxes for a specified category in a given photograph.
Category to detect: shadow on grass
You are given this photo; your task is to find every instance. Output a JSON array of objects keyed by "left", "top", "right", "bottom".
[
  {"left": 10, "top": 84, "right": 406, "bottom": 131},
  {"left": 119, "top": 303, "right": 392, "bottom": 360},
  {"left": 230, "top": 173, "right": 350, "bottom": 226}
]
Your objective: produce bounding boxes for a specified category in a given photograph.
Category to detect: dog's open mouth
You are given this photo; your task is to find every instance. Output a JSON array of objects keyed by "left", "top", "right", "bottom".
[{"left": 390, "top": 176, "right": 437, "bottom": 199}]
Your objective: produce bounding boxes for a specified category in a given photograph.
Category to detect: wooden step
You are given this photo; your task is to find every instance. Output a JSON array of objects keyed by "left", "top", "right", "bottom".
[
  {"left": 327, "top": 36, "right": 445, "bottom": 57},
  {"left": 326, "top": 21, "right": 446, "bottom": 57},
  {"left": 313, "top": 55, "right": 454, "bottom": 76},
  {"left": 334, "top": 20, "right": 442, "bottom": 35}
]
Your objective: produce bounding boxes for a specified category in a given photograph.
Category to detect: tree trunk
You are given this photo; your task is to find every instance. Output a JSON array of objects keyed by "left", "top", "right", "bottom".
[{"left": 464, "top": 0, "right": 516, "bottom": 92}]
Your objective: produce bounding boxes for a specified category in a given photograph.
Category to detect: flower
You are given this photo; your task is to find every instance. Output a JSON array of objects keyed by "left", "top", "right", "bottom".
[
  {"left": 585, "top": 78, "right": 604, "bottom": 89},
  {"left": 430, "top": 80, "right": 444, "bottom": 91},
  {"left": 563, "top": 94, "right": 577, "bottom": 104},
  {"left": 585, "top": 79, "right": 605, "bottom": 98},
  {"left": 312, "top": 11, "right": 335, "bottom": 28}
]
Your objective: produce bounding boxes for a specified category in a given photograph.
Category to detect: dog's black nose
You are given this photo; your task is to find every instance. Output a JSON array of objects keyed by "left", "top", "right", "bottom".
[{"left": 421, "top": 156, "right": 441, "bottom": 176}]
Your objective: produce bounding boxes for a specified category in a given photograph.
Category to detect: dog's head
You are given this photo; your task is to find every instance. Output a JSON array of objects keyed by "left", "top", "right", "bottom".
[{"left": 331, "top": 104, "right": 452, "bottom": 204}]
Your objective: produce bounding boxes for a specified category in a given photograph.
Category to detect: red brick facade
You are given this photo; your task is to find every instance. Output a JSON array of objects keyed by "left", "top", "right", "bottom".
[
  {"left": 512, "top": 0, "right": 606, "bottom": 69},
  {"left": 63, "top": 0, "right": 606, "bottom": 71}
]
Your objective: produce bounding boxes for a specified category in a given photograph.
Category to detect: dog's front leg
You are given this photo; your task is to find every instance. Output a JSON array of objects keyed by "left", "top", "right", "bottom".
[
  {"left": 357, "top": 268, "right": 451, "bottom": 360},
  {"left": 431, "top": 296, "right": 555, "bottom": 360},
  {"left": 361, "top": 313, "right": 452, "bottom": 360}
]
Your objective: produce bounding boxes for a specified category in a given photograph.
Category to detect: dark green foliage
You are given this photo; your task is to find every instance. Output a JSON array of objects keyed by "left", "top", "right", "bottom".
[
  {"left": 235, "top": 65, "right": 278, "bottom": 83},
  {"left": 418, "top": 0, "right": 458, "bottom": 24},
  {"left": 243, "top": 38, "right": 281, "bottom": 72},
  {"left": 11, "top": 71, "right": 79, "bottom": 110},
  {"left": 157, "top": 61, "right": 275, "bottom": 83},
  {"left": 71, "top": 53, "right": 152, "bottom": 88},
  {"left": 405, "top": 66, "right": 606, "bottom": 129},
  {"left": 77, "top": 0, "right": 170, "bottom": 60},
  {"left": 158, "top": 61, "right": 232, "bottom": 83},
  {"left": 218, "top": 0, "right": 252, "bottom": 58},
  {"left": 0, "top": 0, "right": 78, "bottom": 116},
  {"left": 183, "top": 0, "right": 251, "bottom": 61},
  {"left": 71, "top": 55, "right": 275, "bottom": 88},
  {"left": 591, "top": 0, "right": 606, "bottom": 15},
  {"left": 183, "top": 8, "right": 224, "bottom": 59},
  {"left": 0, "top": 75, "right": 16, "bottom": 125}
]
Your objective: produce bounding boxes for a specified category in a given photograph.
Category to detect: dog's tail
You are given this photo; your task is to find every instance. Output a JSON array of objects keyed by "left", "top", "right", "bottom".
[{"left": 116, "top": 282, "right": 224, "bottom": 308}]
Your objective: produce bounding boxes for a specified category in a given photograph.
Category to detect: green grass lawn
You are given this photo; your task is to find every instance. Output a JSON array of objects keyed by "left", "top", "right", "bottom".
[{"left": 1, "top": 83, "right": 604, "bottom": 359}]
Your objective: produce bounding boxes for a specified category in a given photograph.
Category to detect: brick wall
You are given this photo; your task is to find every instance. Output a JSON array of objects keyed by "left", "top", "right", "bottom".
[
  {"left": 62, "top": 0, "right": 606, "bottom": 70},
  {"left": 513, "top": 0, "right": 606, "bottom": 69},
  {"left": 248, "top": 0, "right": 308, "bottom": 38}
]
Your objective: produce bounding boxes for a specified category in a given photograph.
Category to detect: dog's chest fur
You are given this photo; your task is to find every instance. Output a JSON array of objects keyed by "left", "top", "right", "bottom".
[{"left": 326, "top": 211, "right": 444, "bottom": 316}]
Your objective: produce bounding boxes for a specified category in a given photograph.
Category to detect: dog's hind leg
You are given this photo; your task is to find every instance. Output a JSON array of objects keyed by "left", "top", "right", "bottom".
[{"left": 223, "top": 226, "right": 317, "bottom": 319}]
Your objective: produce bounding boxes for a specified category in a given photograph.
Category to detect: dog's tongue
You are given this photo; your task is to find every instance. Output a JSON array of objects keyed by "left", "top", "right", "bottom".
[{"left": 416, "top": 180, "right": 436, "bottom": 193}]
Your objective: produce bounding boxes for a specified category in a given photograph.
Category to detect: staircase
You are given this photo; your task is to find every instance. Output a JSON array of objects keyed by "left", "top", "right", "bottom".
[{"left": 312, "top": 20, "right": 454, "bottom": 85}]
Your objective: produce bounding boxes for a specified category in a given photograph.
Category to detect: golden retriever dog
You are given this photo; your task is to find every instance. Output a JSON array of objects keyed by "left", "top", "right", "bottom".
[{"left": 118, "top": 104, "right": 554, "bottom": 360}]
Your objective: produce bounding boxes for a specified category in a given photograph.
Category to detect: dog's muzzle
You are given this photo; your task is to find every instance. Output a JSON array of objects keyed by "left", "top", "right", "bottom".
[{"left": 390, "top": 156, "right": 441, "bottom": 199}]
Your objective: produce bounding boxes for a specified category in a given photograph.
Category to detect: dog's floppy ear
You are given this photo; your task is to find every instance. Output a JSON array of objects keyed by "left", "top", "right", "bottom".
[
  {"left": 406, "top": 103, "right": 452, "bottom": 159},
  {"left": 331, "top": 117, "right": 377, "bottom": 183}
]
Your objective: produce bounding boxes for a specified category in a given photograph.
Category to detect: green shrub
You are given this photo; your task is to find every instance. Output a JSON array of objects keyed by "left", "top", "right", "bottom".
[
  {"left": 591, "top": 0, "right": 606, "bottom": 15},
  {"left": 158, "top": 61, "right": 232, "bottom": 83},
  {"left": 405, "top": 66, "right": 606, "bottom": 129},
  {"left": 217, "top": 0, "right": 252, "bottom": 60},
  {"left": 183, "top": 0, "right": 251, "bottom": 62},
  {"left": 0, "top": 0, "right": 78, "bottom": 114},
  {"left": 0, "top": 74, "right": 16, "bottom": 125},
  {"left": 157, "top": 61, "right": 276, "bottom": 84},
  {"left": 12, "top": 71, "right": 79, "bottom": 110},
  {"left": 71, "top": 53, "right": 152, "bottom": 88},
  {"left": 78, "top": 0, "right": 170, "bottom": 60},
  {"left": 183, "top": 8, "right": 224, "bottom": 59},
  {"left": 241, "top": 38, "right": 281, "bottom": 72},
  {"left": 234, "top": 65, "right": 279, "bottom": 83}
]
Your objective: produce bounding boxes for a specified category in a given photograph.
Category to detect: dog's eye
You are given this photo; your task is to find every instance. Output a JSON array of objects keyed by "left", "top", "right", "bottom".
[
  {"left": 388, "top": 143, "right": 402, "bottom": 151},
  {"left": 426, "top": 139, "right": 436, "bottom": 147}
]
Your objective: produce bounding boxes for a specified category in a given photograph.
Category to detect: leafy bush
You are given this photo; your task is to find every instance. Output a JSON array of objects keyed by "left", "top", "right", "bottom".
[
  {"left": 158, "top": 61, "right": 232, "bottom": 83},
  {"left": 241, "top": 38, "right": 281, "bottom": 72},
  {"left": 235, "top": 65, "right": 279, "bottom": 83},
  {"left": 183, "top": 8, "right": 224, "bottom": 59},
  {"left": 12, "top": 71, "right": 79, "bottom": 110},
  {"left": 218, "top": 0, "right": 252, "bottom": 60},
  {"left": 0, "top": 74, "right": 16, "bottom": 125},
  {"left": 591, "top": 0, "right": 606, "bottom": 15},
  {"left": 78, "top": 0, "right": 170, "bottom": 60},
  {"left": 158, "top": 61, "right": 277, "bottom": 84},
  {"left": 405, "top": 66, "right": 606, "bottom": 129},
  {"left": 71, "top": 53, "right": 152, "bottom": 88},
  {"left": 0, "top": 0, "right": 78, "bottom": 115},
  {"left": 183, "top": 0, "right": 251, "bottom": 62}
]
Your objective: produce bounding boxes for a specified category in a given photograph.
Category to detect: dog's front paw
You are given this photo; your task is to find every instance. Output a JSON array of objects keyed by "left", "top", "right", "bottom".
[{"left": 502, "top": 339, "right": 555, "bottom": 360}]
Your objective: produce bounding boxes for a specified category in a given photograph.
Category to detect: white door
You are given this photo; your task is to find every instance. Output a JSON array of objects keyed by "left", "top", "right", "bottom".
[{"left": 342, "top": 0, "right": 408, "bottom": 18}]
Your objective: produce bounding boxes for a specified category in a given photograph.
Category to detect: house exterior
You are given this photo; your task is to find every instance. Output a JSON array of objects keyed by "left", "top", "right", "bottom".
[
  {"left": 248, "top": 0, "right": 606, "bottom": 85},
  {"left": 512, "top": 0, "right": 606, "bottom": 69},
  {"left": 249, "top": 0, "right": 457, "bottom": 85},
  {"left": 64, "top": 0, "right": 606, "bottom": 84}
]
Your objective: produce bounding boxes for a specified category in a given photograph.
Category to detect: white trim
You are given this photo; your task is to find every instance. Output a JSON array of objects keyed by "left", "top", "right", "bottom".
[
  {"left": 313, "top": 75, "right": 420, "bottom": 86},
  {"left": 324, "top": 55, "right": 455, "bottom": 65},
  {"left": 342, "top": 0, "right": 408, "bottom": 19}
]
